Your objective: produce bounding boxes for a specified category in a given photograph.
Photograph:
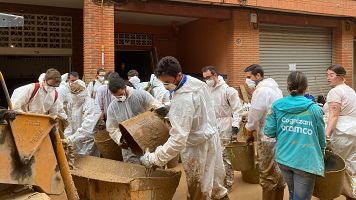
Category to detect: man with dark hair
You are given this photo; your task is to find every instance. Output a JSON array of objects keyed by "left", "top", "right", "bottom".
[
  {"left": 140, "top": 56, "right": 229, "bottom": 200},
  {"left": 68, "top": 71, "right": 79, "bottom": 83},
  {"left": 202, "top": 65, "right": 242, "bottom": 192},
  {"left": 106, "top": 77, "right": 160, "bottom": 164},
  {"left": 244, "top": 64, "right": 285, "bottom": 199},
  {"left": 87, "top": 68, "right": 106, "bottom": 99},
  {"left": 11, "top": 68, "right": 66, "bottom": 118}
]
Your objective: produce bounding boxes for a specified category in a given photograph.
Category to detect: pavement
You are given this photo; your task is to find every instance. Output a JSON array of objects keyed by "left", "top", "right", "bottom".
[{"left": 172, "top": 164, "right": 346, "bottom": 200}]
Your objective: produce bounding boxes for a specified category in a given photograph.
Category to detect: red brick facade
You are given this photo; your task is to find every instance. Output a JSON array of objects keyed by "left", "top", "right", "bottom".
[
  {"left": 333, "top": 20, "right": 354, "bottom": 86},
  {"left": 226, "top": 10, "right": 260, "bottom": 88},
  {"left": 83, "top": 0, "right": 115, "bottom": 83}
]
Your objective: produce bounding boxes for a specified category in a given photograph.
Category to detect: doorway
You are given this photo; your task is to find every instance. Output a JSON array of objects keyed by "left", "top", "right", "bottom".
[{"left": 115, "top": 50, "right": 153, "bottom": 81}]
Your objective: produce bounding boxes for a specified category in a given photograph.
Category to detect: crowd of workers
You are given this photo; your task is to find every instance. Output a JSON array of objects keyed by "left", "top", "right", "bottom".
[{"left": 9, "top": 56, "right": 356, "bottom": 200}]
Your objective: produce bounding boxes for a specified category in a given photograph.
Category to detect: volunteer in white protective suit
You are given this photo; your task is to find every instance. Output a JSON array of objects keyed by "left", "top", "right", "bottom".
[
  {"left": 64, "top": 80, "right": 101, "bottom": 156},
  {"left": 11, "top": 68, "right": 66, "bottom": 119},
  {"left": 140, "top": 56, "right": 229, "bottom": 200},
  {"left": 324, "top": 64, "right": 356, "bottom": 199},
  {"left": 87, "top": 68, "right": 106, "bottom": 99},
  {"left": 244, "top": 64, "right": 285, "bottom": 200},
  {"left": 58, "top": 73, "right": 71, "bottom": 109},
  {"left": 106, "top": 77, "right": 163, "bottom": 164},
  {"left": 127, "top": 69, "right": 147, "bottom": 90},
  {"left": 144, "top": 74, "right": 170, "bottom": 104},
  {"left": 202, "top": 66, "right": 243, "bottom": 192}
]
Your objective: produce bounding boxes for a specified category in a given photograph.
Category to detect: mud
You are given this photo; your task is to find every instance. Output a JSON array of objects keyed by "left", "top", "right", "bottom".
[
  {"left": 10, "top": 146, "right": 35, "bottom": 182},
  {"left": 119, "top": 111, "right": 170, "bottom": 155}
]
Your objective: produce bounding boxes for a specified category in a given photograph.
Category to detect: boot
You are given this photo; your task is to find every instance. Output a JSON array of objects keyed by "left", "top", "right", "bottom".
[{"left": 262, "top": 187, "right": 285, "bottom": 200}]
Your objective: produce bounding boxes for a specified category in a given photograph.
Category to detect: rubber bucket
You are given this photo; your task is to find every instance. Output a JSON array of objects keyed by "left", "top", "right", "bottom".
[
  {"left": 313, "top": 151, "right": 345, "bottom": 199},
  {"left": 94, "top": 129, "right": 123, "bottom": 161},
  {"left": 167, "top": 155, "right": 180, "bottom": 169},
  {"left": 226, "top": 141, "right": 255, "bottom": 171},
  {"left": 241, "top": 162, "right": 260, "bottom": 184},
  {"left": 119, "top": 111, "right": 170, "bottom": 155}
]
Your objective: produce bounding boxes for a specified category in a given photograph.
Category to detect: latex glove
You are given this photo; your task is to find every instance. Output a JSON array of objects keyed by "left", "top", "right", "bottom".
[
  {"left": 232, "top": 127, "right": 239, "bottom": 136},
  {"left": 140, "top": 149, "right": 156, "bottom": 169},
  {"left": 154, "top": 106, "right": 169, "bottom": 117},
  {"left": 326, "top": 137, "right": 332, "bottom": 152}
]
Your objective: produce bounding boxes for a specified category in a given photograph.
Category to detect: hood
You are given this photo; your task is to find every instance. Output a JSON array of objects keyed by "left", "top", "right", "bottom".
[
  {"left": 129, "top": 76, "right": 141, "bottom": 85},
  {"left": 175, "top": 75, "right": 207, "bottom": 94},
  {"left": 38, "top": 73, "right": 46, "bottom": 83},
  {"left": 149, "top": 74, "right": 163, "bottom": 87},
  {"left": 274, "top": 95, "right": 315, "bottom": 114},
  {"left": 61, "top": 73, "right": 68, "bottom": 83},
  {"left": 256, "top": 78, "right": 279, "bottom": 90}
]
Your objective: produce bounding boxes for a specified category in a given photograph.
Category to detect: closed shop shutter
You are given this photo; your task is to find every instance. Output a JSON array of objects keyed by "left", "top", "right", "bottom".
[{"left": 260, "top": 24, "right": 332, "bottom": 97}]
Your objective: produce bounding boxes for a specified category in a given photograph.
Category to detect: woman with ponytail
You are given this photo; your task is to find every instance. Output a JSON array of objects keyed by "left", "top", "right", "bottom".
[{"left": 263, "top": 71, "right": 326, "bottom": 200}]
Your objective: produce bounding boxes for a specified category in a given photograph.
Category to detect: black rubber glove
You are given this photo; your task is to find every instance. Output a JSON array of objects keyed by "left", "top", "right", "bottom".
[{"left": 232, "top": 126, "right": 239, "bottom": 136}]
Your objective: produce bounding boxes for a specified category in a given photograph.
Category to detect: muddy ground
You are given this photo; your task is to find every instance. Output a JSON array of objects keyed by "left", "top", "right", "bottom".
[{"left": 172, "top": 164, "right": 346, "bottom": 200}]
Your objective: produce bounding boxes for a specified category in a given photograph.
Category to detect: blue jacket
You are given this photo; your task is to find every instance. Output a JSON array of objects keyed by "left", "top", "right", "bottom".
[{"left": 264, "top": 95, "right": 326, "bottom": 176}]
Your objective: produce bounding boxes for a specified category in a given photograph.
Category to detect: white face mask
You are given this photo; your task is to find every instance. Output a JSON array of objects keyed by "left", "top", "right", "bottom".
[
  {"left": 245, "top": 78, "right": 256, "bottom": 89},
  {"left": 115, "top": 95, "right": 127, "bottom": 102},
  {"left": 206, "top": 79, "right": 215, "bottom": 87},
  {"left": 163, "top": 83, "right": 177, "bottom": 91},
  {"left": 98, "top": 76, "right": 105, "bottom": 82}
]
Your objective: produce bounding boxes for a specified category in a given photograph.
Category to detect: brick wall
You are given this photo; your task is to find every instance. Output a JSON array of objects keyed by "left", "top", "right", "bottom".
[
  {"left": 83, "top": 0, "right": 114, "bottom": 83},
  {"left": 194, "top": 0, "right": 356, "bottom": 17},
  {"left": 332, "top": 20, "right": 354, "bottom": 86},
  {"left": 226, "top": 10, "right": 259, "bottom": 88}
]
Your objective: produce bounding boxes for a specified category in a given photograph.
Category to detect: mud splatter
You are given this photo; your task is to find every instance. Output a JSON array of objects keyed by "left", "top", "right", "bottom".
[{"left": 10, "top": 149, "right": 35, "bottom": 181}]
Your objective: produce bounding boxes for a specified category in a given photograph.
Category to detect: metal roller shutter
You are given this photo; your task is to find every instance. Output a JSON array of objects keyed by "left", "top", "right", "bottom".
[{"left": 260, "top": 24, "right": 332, "bottom": 97}]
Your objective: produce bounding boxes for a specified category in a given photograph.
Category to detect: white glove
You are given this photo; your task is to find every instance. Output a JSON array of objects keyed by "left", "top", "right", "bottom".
[{"left": 140, "top": 149, "right": 156, "bottom": 168}]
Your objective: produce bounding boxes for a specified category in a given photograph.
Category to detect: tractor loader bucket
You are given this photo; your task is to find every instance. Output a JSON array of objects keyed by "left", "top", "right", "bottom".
[{"left": 0, "top": 112, "right": 74, "bottom": 198}]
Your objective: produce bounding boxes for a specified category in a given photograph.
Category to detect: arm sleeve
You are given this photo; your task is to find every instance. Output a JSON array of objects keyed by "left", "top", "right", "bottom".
[
  {"left": 106, "top": 103, "right": 122, "bottom": 145},
  {"left": 153, "top": 96, "right": 194, "bottom": 166},
  {"left": 326, "top": 89, "right": 342, "bottom": 104},
  {"left": 11, "top": 84, "right": 34, "bottom": 111},
  {"left": 95, "top": 88, "right": 104, "bottom": 111},
  {"left": 142, "top": 90, "right": 161, "bottom": 110},
  {"left": 245, "top": 90, "right": 267, "bottom": 131},
  {"left": 75, "top": 101, "right": 101, "bottom": 137},
  {"left": 227, "top": 87, "right": 243, "bottom": 128},
  {"left": 263, "top": 107, "right": 277, "bottom": 138},
  {"left": 87, "top": 82, "right": 94, "bottom": 97}
]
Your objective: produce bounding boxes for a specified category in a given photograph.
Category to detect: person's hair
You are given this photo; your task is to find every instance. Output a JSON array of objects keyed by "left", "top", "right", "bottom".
[
  {"left": 155, "top": 56, "right": 182, "bottom": 77},
  {"left": 201, "top": 66, "right": 218, "bottom": 75},
  {"left": 287, "top": 71, "right": 308, "bottom": 96},
  {"left": 107, "top": 72, "right": 120, "bottom": 81},
  {"left": 327, "top": 64, "right": 346, "bottom": 77},
  {"left": 96, "top": 68, "right": 105, "bottom": 75},
  {"left": 244, "top": 64, "right": 264, "bottom": 77},
  {"left": 108, "top": 77, "right": 126, "bottom": 93},
  {"left": 69, "top": 71, "right": 79, "bottom": 78},
  {"left": 44, "top": 68, "right": 61, "bottom": 83},
  {"left": 127, "top": 69, "right": 139, "bottom": 77}
]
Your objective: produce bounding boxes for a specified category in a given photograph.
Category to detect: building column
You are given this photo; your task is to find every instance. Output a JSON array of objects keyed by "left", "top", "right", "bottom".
[
  {"left": 226, "top": 10, "right": 260, "bottom": 88},
  {"left": 332, "top": 20, "right": 354, "bottom": 86},
  {"left": 83, "top": 0, "right": 115, "bottom": 82}
]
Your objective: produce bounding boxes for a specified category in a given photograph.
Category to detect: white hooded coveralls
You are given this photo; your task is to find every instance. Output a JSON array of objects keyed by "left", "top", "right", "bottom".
[
  {"left": 106, "top": 87, "right": 159, "bottom": 163},
  {"left": 11, "top": 82, "right": 66, "bottom": 119},
  {"left": 148, "top": 76, "right": 228, "bottom": 199},
  {"left": 64, "top": 80, "right": 101, "bottom": 156},
  {"left": 245, "top": 78, "right": 285, "bottom": 190}
]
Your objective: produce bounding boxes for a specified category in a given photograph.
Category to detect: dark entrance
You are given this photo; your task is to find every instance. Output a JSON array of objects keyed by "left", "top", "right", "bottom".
[{"left": 115, "top": 50, "right": 153, "bottom": 81}]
